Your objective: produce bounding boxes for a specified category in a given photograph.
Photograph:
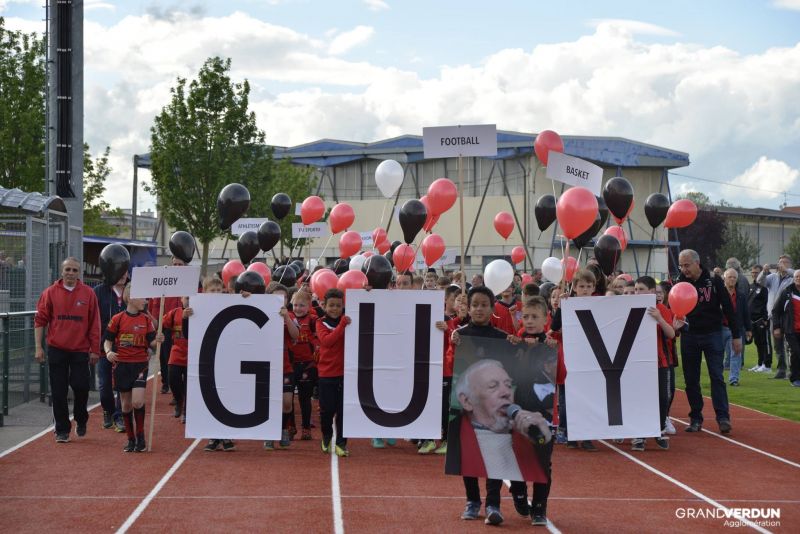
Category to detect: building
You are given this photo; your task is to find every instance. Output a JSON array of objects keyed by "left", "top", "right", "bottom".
[{"left": 717, "top": 206, "right": 800, "bottom": 266}]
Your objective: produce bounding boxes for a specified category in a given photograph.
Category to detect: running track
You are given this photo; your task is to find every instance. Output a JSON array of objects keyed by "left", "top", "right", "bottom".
[{"left": 1, "top": 384, "right": 797, "bottom": 533}]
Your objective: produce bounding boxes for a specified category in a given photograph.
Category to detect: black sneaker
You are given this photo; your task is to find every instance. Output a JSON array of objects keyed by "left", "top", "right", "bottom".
[
  {"left": 771, "top": 371, "right": 787, "bottom": 379},
  {"left": 631, "top": 438, "right": 645, "bottom": 452},
  {"left": 123, "top": 438, "right": 136, "bottom": 452},
  {"left": 580, "top": 440, "right": 598, "bottom": 452},
  {"left": 685, "top": 420, "right": 702, "bottom": 432},
  {"left": 718, "top": 419, "right": 732, "bottom": 434},
  {"left": 173, "top": 403, "right": 182, "bottom": 418},
  {"left": 222, "top": 440, "right": 236, "bottom": 451},
  {"left": 204, "top": 439, "right": 221, "bottom": 452},
  {"left": 55, "top": 432, "right": 70, "bottom": 443},
  {"left": 135, "top": 435, "right": 146, "bottom": 452},
  {"left": 531, "top": 503, "right": 547, "bottom": 526},
  {"left": 461, "top": 501, "right": 481, "bottom": 520},
  {"left": 654, "top": 437, "right": 670, "bottom": 450},
  {"left": 76, "top": 424, "right": 87, "bottom": 437},
  {"left": 566, "top": 441, "right": 578, "bottom": 449},
  {"left": 484, "top": 505, "right": 504, "bottom": 525},
  {"left": 512, "top": 494, "right": 530, "bottom": 517},
  {"left": 160, "top": 384, "right": 170, "bottom": 394},
  {"left": 102, "top": 411, "right": 113, "bottom": 429}
]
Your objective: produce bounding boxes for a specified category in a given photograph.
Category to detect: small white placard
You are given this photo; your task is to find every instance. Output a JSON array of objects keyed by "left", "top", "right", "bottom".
[
  {"left": 359, "top": 231, "right": 374, "bottom": 249},
  {"left": 295, "top": 203, "right": 303, "bottom": 216},
  {"left": 291, "top": 222, "right": 331, "bottom": 239},
  {"left": 130, "top": 265, "right": 201, "bottom": 298},
  {"left": 230, "top": 218, "right": 269, "bottom": 236},
  {"left": 423, "top": 124, "right": 498, "bottom": 158},
  {"left": 545, "top": 151, "right": 603, "bottom": 196}
]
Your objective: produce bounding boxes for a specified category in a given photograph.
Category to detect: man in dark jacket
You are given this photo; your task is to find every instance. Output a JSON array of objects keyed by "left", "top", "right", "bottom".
[
  {"left": 677, "top": 249, "right": 740, "bottom": 434},
  {"left": 770, "top": 270, "right": 800, "bottom": 387},
  {"left": 94, "top": 271, "right": 128, "bottom": 431},
  {"left": 722, "top": 269, "right": 752, "bottom": 386},
  {"left": 748, "top": 265, "right": 771, "bottom": 372}
]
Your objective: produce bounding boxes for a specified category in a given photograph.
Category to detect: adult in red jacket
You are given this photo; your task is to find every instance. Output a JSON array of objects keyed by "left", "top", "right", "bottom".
[{"left": 34, "top": 257, "right": 101, "bottom": 443}]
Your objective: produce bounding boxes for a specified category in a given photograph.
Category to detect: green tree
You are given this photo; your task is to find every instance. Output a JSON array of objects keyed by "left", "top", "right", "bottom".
[
  {"left": 717, "top": 220, "right": 761, "bottom": 269},
  {"left": 674, "top": 193, "right": 726, "bottom": 268},
  {"left": 83, "top": 143, "right": 122, "bottom": 236},
  {"left": 0, "top": 17, "right": 46, "bottom": 192},
  {"left": 786, "top": 227, "right": 800, "bottom": 269}
]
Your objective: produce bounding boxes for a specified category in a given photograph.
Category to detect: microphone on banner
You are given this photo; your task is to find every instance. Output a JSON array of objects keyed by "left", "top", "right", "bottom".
[{"left": 507, "top": 403, "right": 548, "bottom": 446}]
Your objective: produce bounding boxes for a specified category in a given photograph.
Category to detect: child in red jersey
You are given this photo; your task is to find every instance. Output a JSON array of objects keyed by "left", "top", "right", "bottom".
[
  {"left": 162, "top": 296, "right": 188, "bottom": 423},
  {"left": 104, "top": 285, "right": 163, "bottom": 452},
  {"left": 495, "top": 285, "right": 521, "bottom": 333},
  {"left": 288, "top": 289, "right": 319, "bottom": 440}
]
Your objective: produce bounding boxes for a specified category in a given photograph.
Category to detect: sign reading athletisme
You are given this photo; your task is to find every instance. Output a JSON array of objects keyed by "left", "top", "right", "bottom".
[
  {"left": 130, "top": 265, "right": 201, "bottom": 298},
  {"left": 185, "top": 294, "right": 284, "bottom": 439},
  {"left": 230, "top": 218, "right": 269, "bottom": 236},
  {"left": 423, "top": 124, "right": 498, "bottom": 158},
  {"left": 343, "top": 290, "right": 444, "bottom": 439},
  {"left": 545, "top": 151, "right": 603, "bottom": 196},
  {"left": 561, "top": 295, "right": 660, "bottom": 441}
]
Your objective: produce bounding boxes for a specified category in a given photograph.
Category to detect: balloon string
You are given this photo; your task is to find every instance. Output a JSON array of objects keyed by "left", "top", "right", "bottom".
[
  {"left": 378, "top": 199, "right": 389, "bottom": 231},
  {"left": 315, "top": 233, "right": 335, "bottom": 266}
]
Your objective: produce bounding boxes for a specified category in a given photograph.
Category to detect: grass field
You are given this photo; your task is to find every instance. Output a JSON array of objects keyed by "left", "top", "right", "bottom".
[{"left": 673, "top": 343, "right": 800, "bottom": 422}]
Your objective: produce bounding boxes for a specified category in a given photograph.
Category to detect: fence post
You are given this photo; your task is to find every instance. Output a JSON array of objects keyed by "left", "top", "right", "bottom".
[{"left": 2, "top": 315, "right": 9, "bottom": 420}]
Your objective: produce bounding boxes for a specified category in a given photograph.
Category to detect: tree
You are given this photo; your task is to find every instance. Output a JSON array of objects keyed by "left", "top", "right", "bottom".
[
  {"left": 83, "top": 143, "right": 122, "bottom": 236},
  {"left": 717, "top": 220, "right": 761, "bottom": 269},
  {"left": 673, "top": 193, "right": 726, "bottom": 269},
  {"left": 0, "top": 17, "right": 46, "bottom": 192},
  {"left": 786, "top": 227, "right": 800, "bottom": 269}
]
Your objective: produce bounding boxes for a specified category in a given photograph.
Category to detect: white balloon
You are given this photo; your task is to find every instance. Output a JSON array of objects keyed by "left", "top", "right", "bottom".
[
  {"left": 375, "top": 159, "right": 404, "bottom": 198},
  {"left": 349, "top": 254, "right": 367, "bottom": 272},
  {"left": 483, "top": 259, "right": 514, "bottom": 296},
  {"left": 306, "top": 258, "right": 319, "bottom": 271},
  {"left": 541, "top": 256, "right": 563, "bottom": 284}
]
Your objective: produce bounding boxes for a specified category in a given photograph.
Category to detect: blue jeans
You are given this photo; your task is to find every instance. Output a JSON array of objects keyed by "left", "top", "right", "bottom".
[
  {"left": 97, "top": 356, "right": 121, "bottom": 420},
  {"left": 680, "top": 329, "right": 729, "bottom": 423},
  {"left": 722, "top": 327, "right": 744, "bottom": 384}
]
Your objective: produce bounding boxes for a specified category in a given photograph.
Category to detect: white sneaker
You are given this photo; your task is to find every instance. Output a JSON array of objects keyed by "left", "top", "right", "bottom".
[
  {"left": 759, "top": 365, "right": 771, "bottom": 373},
  {"left": 664, "top": 418, "right": 677, "bottom": 435},
  {"left": 748, "top": 365, "right": 760, "bottom": 372}
]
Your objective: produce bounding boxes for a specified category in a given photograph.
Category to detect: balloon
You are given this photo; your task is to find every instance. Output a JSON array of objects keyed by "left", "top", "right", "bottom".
[
  {"left": 247, "top": 262, "right": 272, "bottom": 285},
  {"left": 362, "top": 254, "right": 393, "bottom": 289},
  {"left": 594, "top": 234, "right": 622, "bottom": 276},
  {"left": 332, "top": 258, "right": 349, "bottom": 275},
  {"left": 99, "top": 244, "right": 130, "bottom": 285},
  {"left": 329, "top": 203, "right": 355, "bottom": 234},
  {"left": 421, "top": 234, "right": 445, "bottom": 266},
  {"left": 533, "top": 130, "right": 564, "bottom": 166},
  {"left": 376, "top": 239, "right": 390, "bottom": 254},
  {"left": 541, "top": 257, "right": 563, "bottom": 284},
  {"left": 168, "top": 231, "right": 195, "bottom": 264},
  {"left": 562, "top": 256, "right": 578, "bottom": 283},
  {"left": 222, "top": 260, "right": 245, "bottom": 288},
  {"left": 664, "top": 199, "right": 698, "bottom": 229},
  {"left": 511, "top": 246, "right": 526, "bottom": 265},
  {"left": 235, "top": 270, "right": 266, "bottom": 294},
  {"left": 270, "top": 193, "right": 291, "bottom": 220},
  {"left": 349, "top": 254, "right": 367, "bottom": 272},
  {"left": 257, "top": 221, "right": 281, "bottom": 252},
  {"left": 217, "top": 183, "right": 250, "bottom": 231},
  {"left": 363, "top": 251, "right": 374, "bottom": 258},
  {"left": 604, "top": 225, "right": 628, "bottom": 252},
  {"left": 484, "top": 259, "right": 514, "bottom": 296},
  {"left": 644, "top": 193, "right": 670, "bottom": 228},
  {"left": 393, "top": 243, "right": 416, "bottom": 272},
  {"left": 572, "top": 213, "right": 602, "bottom": 249},
  {"left": 602, "top": 177, "right": 634, "bottom": 224},
  {"left": 384, "top": 250, "right": 394, "bottom": 267},
  {"left": 300, "top": 196, "right": 325, "bottom": 226},
  {"left": 237, "top": 231, "right": 261, "bottom": 265},
  {"left": 339, "top": 231, "right": 362, "bottom": 259},
  {"left": 493, "top": 211, "right": 514, "bottom": 240},
  {"left": 596, "top": 195, "right": 609, "bottom": 228},
  {"left": 390, "top": 240, "right": 402, "bottom": 253},
  {"left": 521, "top": 273, "right": 533, "bottom": 286},
  {"left": 290, "top": 260, "right": 305, "bottom": 276},
  {"left": 556, "top": 187, "right": 599, "bottom": 239},
  {"left": 668, "top": 281, "right": 699, "bottom": 319},
  {"left": 420, "top": 195, "right": 438, "bottom": 233},
  {"left": 306, "top": 258, "right": 319, "bottom": 271},
  {"left": 311, "top": 268, "right": 339, "bottom": 300},
  {"left": 427, "top": 178, "right": 458, "bottom": 215},
  {"left": 398, "top": 199, "right": 427, "bottom": 244},
  {"left": 272, "top": 265, "right": 297, "bottom": 287},
  {"left": 375, "top": 159, "right": 404, "bottom": 198},
  {"left": 534, "top": 195, "right": 557, "bottom": 232},
  {"left": 338, "top": 269, "right": 368, "bottom": 292},
  {"left": 372, "top": 227, "right": 387, "bottom": 247}
]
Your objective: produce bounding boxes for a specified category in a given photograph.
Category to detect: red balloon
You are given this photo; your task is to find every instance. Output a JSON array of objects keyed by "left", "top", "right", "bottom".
[
  {"left": 421, "top": 234, "right": 445, "bottom": 266},
  {"left": 664, "top": 199, "right": 698, "bottom": 229},
  {"left": 494, "top": 212, "right": 515, "bottom": 240},
  {"left": 222, "top": 260, "right": 245, "bottom": 288},
  {"left": 562, "top": 256, "right": 578, "bottom": 282},
  {"left": 338, "top": 269, "right": 368, "bottom": 292},
  {"left": 556, "top": 187, "right": 598, "bottom": 240},
  {"left": 247, "top": 262, "right": 272, "bottom": 285},
  {"left": 311, "top": 268, "right": 338, "bottom": 301},
  {"left": 329, "top": 203, "right": 355, "bottom": 234},
  {"left": 372, "top": 227, "right": 387, "bottom": 247},
  {"left": 301, "top": 196, "right": 325, "bottom": 226},
  {"left": 534, "top": 130, "right": 564, "bottom": 166},
  {"left": 393, "top": 243, "right": 416, "bottom": 272},
  {"left": 362, "top": 251, "right": 374, "bottom": 258},
  {"left": 338, "top": 231, "right": 362, "bottom": 259},
  {"left": 605, "top": 226, "right": 628, "bottom": 252},
  {"left": 669, "top": 281, "right": 699, "bottom": 319},
  {"left": 376, "top": 239, "right": 390, "bottom": 254},
  {"left": 521, "top": 273, "right": 533, "bottom": 286},
  {"left": 511, "top": 246, "right": 526, "bottom": 265},
  {"left": 427, "top": 178, "right": 458, "bottom": 216}
]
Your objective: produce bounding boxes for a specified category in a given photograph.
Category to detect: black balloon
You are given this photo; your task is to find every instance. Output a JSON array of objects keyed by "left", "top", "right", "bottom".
[
  {"left": 644, "top": 193, "right": 670, "bottom": 228},
  {"left": 99, "top": 244, "right": 130, "bottom": 285},
  {"left": 390, "top": 240, "right": 402, "bottom": 253},
  {"left": 332, "top": 258, "right": 349, "bottom": 275},
  {"left": 594, "top": 234, "right": 622, "bottom": 276},
  {"left": 257, "top": 221, "right": 281, "bottom": 252},
  {"left": 168, "top": 231, "right": 195, "bottom": 264},
  {"left": 572, "top": 213, "right": 603, "bottom": 249},
  {"left": 237, "top": 231, "right": 261, "bottom": 265},
  {"left": 218, "top": 183, "right": 251, "bottom": 231},
  {"left": 271, "top": 193, "right": 292, "bottom": 220},
  {"left": 534, "top": 195, "right": 557, "bottom": 231},
  {"left": 596, "top": 195, "right": 609, "bottom": 228},
  {"left": 602, "top": 177, "right": 634, "bottom": 222},
  {"left": 235, "top": 270, "right": 266, "bottom": 294},
  {"left": 290, "top": 259, "right": 305, "bottom": 276},
  {"left": 272, "top": 265, "right": 297, "bottom": 287},
  {"left": 398, "top": 199, "right": 427, "bottom": 244},
  {"left": 362, "top": 254, "right": 392, "bottom": 289},
  {"left": 384, "top": 250, "right": 394, "bottom": 267}
]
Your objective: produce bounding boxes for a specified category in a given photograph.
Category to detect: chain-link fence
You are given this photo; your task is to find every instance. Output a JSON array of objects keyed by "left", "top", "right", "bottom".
[{"left": 1, "top": 311, "right": 48, "bottom": 425}]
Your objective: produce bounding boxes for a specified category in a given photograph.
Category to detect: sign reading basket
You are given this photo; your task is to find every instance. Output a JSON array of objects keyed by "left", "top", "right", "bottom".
[
  {"left": 423, "top": 124, "right": 498, "bottom": 158},
  {"left": 130, "top": 265, "right": 201, "bottom": 298},
  {"left": 545, "top": 151, "right": 603, "bottom": 196}
]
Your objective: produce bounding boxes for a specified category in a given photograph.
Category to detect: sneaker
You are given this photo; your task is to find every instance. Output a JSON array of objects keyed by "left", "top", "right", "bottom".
[
  {"left": 566, "top": 441, "right": 578, "bottom": 449},
  {"left": 581, "top": 440, "right": 598, "bottom": 452},
  {"left": 461, "top": 501, "right": 481, "bottom": 520},
  {"left": 512, "top": 494, "right": 530, "bottom": 517},
  {"left": 173, "top": 403, "right": 182, "bottom": 418},
  {"left": 484, "top": 505, "right": 504, "bottom": 525},
  {"left": 654, "top": 437, "right": 670, "bottom": 450},
  {"left": 160, "top": 384, "right": 169, "bottom": 394},
  {"left": 135, "top": 435, "right": 146, "bottom": 452},
  {"left": 434, "top": 441, "right": 448, "bottom": 454},
  {"left": 759, "top": 365, "right": 772, "bottom": 373},
  {"left": 685, "top": 420, "right": 702, "bottom": 432},
  {"left": 263, "top": 440, "right": 275, "bottom": 451},
  {"left": 418, "top": 440, "right": 436, "bottom": 454},
  {"left": 76, "top": 424, "right": 87, "bottom": 437},
  {"left": 748, "top": 364, "right": 760, "bottom": 372},
  {"left": 371, "top": 438, "right": 385, "bottom": 449},
  {"left": 222, "top": 440, "right": 236, "bottom": 451},
  {"left": 123, "top": 438, "right": 136, "bottom": 452},
  {"left": 204, "top": 439, "right": 221, "bottom": 452},
  {"left": 729, "top": 380, "right": 739, "bottom": 386},
  {"left": 718, "top": 419, "right": 732, "bottom": 434},
  {"left": 114, "top": 418, "right": 125, "bottom": 433},
  {"left": 555, "top": 430, "right": 567, "bottom": 444},
  {"left": 772, "top": 371, "right": 787, "bottom": 379},
  {"left": 613, "top": 438, "right": 624, "bottom": 444},
  {"left": 631, "top": 438, "right": 645, "bottom": 452},
  {"left": 334, "top": 444, "right": 349, "bottom": 457},
  {"left": 102, "top": 411, "right": 113, "bottom": 429},
  {"left": 531, "top": 503, "right": 547, "bottom": 526},
  {"left": 321, "top": 438, "right": 331, "bottom": 454},
  {"left": 55, "top": 432, "right": 70, "bottom": 443},
  {"left": 385, "top": 438, "right": 397, "bottom": 446},
  {"left": 664, "top": 418, "right": 677, "bottom": 435},
  {"left": 792, "top": 380, "right": 800, "bottom": 387},
  {"left": 301, "top": 429, "right": 313, "bottom": 440}
]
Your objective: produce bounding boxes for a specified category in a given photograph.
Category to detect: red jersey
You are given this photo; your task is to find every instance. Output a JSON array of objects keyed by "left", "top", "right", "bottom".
[
  {"left": 288, "top": 313, "right": 318, "bottom": 363},
  {"left": 493, "top": 302, "right": 516, "bottom": 334},
  {"left": 317, "top": 317, "right": 347, "bottom": 378},
  {"left": 163, "top": 307, "right": 188, "bottom": 366},
  {"left": 147, "top": 297, "right": 182, "bottom": 326},
  {"left": 792, "top": 295, "right": 800, "bottom": 332},
  {"left": 35, "top": 280, "right": 101, "bottom": 354},
  {"left": 105, "top": 311, "right": 155, "bottom": 363}
]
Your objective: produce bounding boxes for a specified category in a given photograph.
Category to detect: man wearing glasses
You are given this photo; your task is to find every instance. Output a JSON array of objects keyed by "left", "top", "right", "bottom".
[{"left": 35, "top": 257, "right": 101, "bottom": 443}]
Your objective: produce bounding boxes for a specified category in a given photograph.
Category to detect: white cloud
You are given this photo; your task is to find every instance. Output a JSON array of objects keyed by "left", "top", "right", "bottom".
[
  {"left": 773, "top": 0, "right": 800, "bottom": 11},
  {"left": 327, "top": 25, "right": 374, "bottom": 55},
  {"left": 85, "top": 0, "right": 115, "bottom": 11},
  {"left": 363, "top": 0, "right": 389, "bottom": 11},
  {"left": 587, "top": 19, "right": 680, "bottom": 37},
  {"left": 724, "top": 157, "right": 799, "bottom": 199}
]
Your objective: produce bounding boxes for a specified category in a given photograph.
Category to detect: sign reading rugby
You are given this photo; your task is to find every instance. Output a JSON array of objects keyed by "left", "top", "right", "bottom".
[
  {"left": 545, "top": 151, "right": 603, "bottom": 196},
  {"left": 230, "top": 218, "right": 269, "bottom": 236},
  {"left": 423, "top": 124, "right": 498, "bottom": 158},
  {"left": 130, "top": 265, "right": 201, "bottom": 298}
]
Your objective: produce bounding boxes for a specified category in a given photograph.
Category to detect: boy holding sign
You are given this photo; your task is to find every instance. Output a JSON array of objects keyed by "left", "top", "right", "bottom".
[{"left": 317, "top": 288, "right": 351, "bottom": 457}]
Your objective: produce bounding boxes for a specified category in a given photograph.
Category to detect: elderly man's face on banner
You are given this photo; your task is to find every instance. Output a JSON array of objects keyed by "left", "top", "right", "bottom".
[{"left": 458, "top": 362, "right": 514, "bottom": 433}]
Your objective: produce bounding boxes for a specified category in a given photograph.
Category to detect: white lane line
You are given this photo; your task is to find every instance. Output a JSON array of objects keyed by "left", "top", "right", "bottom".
[
  {"left": 502, "top": 480, "right": 562, "bottom": 534},
  {"left": 600, "top": 440, "right": 773, "bottom": 534},
  {"left": 674, "top": 388, "right": 798, "bottom": 423},
  {"left": 670, "top": 416, "right": 800, "bottom": 469},
  {"left": 330, "top": 430, "right": 344, "bottom": 534},
  {"left": 115, "top": 438, "right": 200, "bottom": 534}
]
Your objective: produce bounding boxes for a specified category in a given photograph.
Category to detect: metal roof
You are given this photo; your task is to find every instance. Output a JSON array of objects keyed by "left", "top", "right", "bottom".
[
  {"left": 0, "top": 187, "right": 67, "bottom": 215},
  {"left": 83, "top": 235, "right": 157, "bottom": 248},
  {"left": 716, "top": 206, "right": 800, "bottom": 221}
]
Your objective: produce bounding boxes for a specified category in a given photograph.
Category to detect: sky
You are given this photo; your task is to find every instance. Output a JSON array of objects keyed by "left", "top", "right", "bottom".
[{"left": 3, "top": 0, "right": 800, "bottom": 214}]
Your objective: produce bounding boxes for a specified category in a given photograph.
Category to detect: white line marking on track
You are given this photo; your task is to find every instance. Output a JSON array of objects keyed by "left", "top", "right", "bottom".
[
  {"left": 674, "top": 388, "right": 798, "bottom": 423},
  {"left": 670, "top": 416, "right": 800, "bottom": 469},
  {"left": 116, "top": 438, "right": 200, "bottom": 534},
  {"left": 600, "top": 440, "right": 774, "bottom": 534},
  {"left": 330, "top": 431, "right": 344, "bottom": 534},
  {"left": 502, "top": 480, "right": 561, "bottom": 533},
  {"left": 0, "top": 402, "right": 102, "bottom": 459}
]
